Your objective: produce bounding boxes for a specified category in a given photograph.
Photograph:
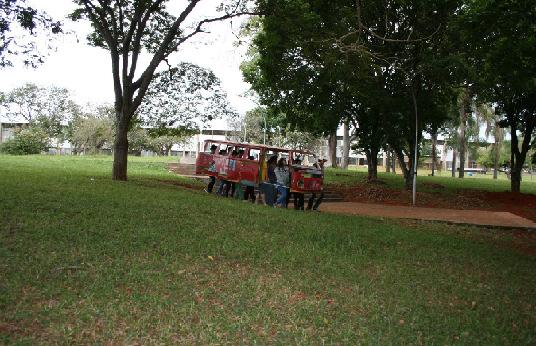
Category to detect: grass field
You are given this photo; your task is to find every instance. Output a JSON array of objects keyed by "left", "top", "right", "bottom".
[{"left": 1, "top": 155, "right": 536, "bottom": 344}]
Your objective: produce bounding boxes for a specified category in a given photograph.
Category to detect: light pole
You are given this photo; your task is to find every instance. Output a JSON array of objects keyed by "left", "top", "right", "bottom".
[{"left": 411, "top": 89, "right": 418, "bottom": 206}]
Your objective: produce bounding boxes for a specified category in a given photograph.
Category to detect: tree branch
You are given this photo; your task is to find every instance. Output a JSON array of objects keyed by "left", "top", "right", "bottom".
[
  {"left": 80, "top": 1, "right": 123, "bottom": 107},
  {"left": 128, "top": 0, "right": 167, "bottom": 81},
  {"left": 165, "top": 10, "right": 259, "bottom": 60},
  {"left": 96, "top": 0, "right": 119, "bottom": 41},
  {"left": 130, "top": 0, "right": 203, "bottom": 111}
]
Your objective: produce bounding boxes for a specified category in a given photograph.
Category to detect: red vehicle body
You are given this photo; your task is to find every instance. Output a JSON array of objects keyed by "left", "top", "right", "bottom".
[{"left": 195, "top": 140, "right": 323, "bottom": 193}]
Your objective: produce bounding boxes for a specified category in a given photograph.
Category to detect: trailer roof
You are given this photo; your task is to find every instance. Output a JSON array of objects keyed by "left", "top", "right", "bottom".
[{"left": 204, "top": 139, "right": 317, "bottom": 156}]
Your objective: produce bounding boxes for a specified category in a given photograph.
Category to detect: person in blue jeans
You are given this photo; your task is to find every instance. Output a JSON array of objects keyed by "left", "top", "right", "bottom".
[
  {"left": 306, "top": 159, "right": 326, "bottom": 211},
  {"left": 261, "top": 155, "right": 278, "bottom": 206},
  {"left": 275, "top": 157, "right": 290, "bottom": 208}
]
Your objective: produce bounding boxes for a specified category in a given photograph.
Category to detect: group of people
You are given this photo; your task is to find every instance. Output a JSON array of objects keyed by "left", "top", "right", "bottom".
[
  {"left": 204, "top": 144, "right": 324, "bottom": 211},
  {"left": 261, "top": 156, "right": 324, "bottom": 211},
  {"left": 205, "top": 144, "right": 253, "bottom": 198}
]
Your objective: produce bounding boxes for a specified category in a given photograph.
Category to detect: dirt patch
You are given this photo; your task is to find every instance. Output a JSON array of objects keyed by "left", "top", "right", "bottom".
[
  {"left": 165, "top": 165, "right": 536, "bottom": 222},
  {"left": 168, "top": 163, "right": 196, "bottom": 175},
  {"left": 329, "top": 182, "right": 536, "bottom": 222},
  {"left": 477, "top": 191, "right": 536, "bottom": 222},
  {"left": 422, "top": 182, "right": 446, "bottom": 190}
]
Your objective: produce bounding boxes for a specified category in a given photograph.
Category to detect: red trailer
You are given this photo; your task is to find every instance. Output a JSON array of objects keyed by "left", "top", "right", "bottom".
[{"left": 195, "top": 140, "right": 323, "bottom": 193}]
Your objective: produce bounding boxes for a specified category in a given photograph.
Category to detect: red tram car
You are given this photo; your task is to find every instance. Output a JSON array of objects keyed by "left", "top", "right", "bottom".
[{"left": 195, "top": 140, "right": 323, "bottom": 193}]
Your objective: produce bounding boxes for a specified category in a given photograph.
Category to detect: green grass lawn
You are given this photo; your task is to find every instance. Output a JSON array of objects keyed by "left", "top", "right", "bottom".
[
  {"left": 1, "top": 155, "right": 536, "bottom": 344},
  {"left": 326, "top": 167, "right": 536, "bottom": 195}
]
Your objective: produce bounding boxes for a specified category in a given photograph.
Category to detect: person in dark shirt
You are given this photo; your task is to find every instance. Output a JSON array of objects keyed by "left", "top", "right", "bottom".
[
  {"left": 291, "top": 158, "right": 305, "bottom": 210},
  {"left": 224, "top": 150, "right": 239, "bottom": 197},
  {"left": 205, "top": 144, "right": 218, "bottom": 193},
  {"left": 216, "top": 149, "right": 229, "bottom": 195},
  {"left": 243, "top": 155, "right": 256, "bottom": 203},
  {"left": 261, "top": 155, "right": 278, "bottom": 206},
  {"left": 307, "top": 159, "right": 326, "bottom": 211}
]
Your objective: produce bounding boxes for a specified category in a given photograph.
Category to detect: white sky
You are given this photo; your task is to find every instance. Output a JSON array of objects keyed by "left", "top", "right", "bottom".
[{"left": 0, "top": 0, "right": 257, "bottom": 129}]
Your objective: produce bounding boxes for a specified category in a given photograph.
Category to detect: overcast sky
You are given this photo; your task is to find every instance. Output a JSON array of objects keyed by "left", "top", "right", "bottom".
[{"left": 0, "top": 0, "right": 257, "bottom": 128}]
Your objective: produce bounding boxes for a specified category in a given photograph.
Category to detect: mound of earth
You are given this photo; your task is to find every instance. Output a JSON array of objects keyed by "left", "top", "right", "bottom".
[{"left": 329, "top": 182, "right": 536, "bottom": 222}]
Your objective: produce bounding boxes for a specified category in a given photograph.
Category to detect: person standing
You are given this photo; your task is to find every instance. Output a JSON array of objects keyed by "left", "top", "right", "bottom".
[
  {"left": 307, "top": 159, "right": 326, "bottom": 211},
  {"left": 224, "top": 150, "right": 239, "bottom": 197},
  {"left": 260, "top": 155, "right": 278, "bottom": 206},
  {"left": 275, "top": 157, "right": 290, "bottom": 208},
  {"left": 291, "top": 157, "right": 305, "bottom": 210},
  {"left": 205, "top": 144, "right": 218, "bottom": 193},
  {"left": 243, "top": 155, "right": 257, "bottom": 203}
]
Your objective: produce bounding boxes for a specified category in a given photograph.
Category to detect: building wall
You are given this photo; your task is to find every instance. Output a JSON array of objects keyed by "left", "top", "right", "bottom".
[{"left": 0, "top": 123, "right": 20, "bottom": 143}]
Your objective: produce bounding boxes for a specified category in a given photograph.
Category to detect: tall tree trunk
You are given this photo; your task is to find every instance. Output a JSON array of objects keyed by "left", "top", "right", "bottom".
[
  {"left": 451, "top": 148, "right": 457, "bottom": 178},
  {"left": 113, "top": 116, "right": 129, "bottom": 180},
  {"left": 385, "top": 147, "right": 391, "bottom": 173},
  {"left": 394, "top": 147, "right": 412, "bottom": 190},
  {"left": 365, "top": 149, "right": 378, "bottom": 181},
  {"left": 510, "top": 124, "right": 521, "bottom": 193},
  {"left": 328, "top": 131, "right": 338, "bottom": 168},
  {"left": 507, "top": 109, "right": 534, "bottom": 192},
  {"left": 511, "top": 166, "right": 521, "bottom": 193},
  {"left": 431, "top": 130, "right": 437, "bottom": 176},
  {"left": 341, "top": 120, "right": 350, "bottom": 169},
  {"left": 391, "top": 151, "right": 396, "bottom": 174}
]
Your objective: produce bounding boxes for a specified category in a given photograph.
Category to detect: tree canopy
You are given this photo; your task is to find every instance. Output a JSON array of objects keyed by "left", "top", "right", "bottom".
[
  {"left": 243, "top": 0, "right": 460, "bottom": 187},
  {"left": 138, "top": 62, "right": 237, "bottom": 130},
  {"left": 459, "top": 0, "right": 536, "bottom": 192},
  {"left": 0, "top": 0, "right": 62, "bottom": 67}
]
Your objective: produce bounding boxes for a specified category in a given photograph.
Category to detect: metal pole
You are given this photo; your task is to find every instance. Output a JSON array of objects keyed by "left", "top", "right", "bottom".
[
  {"left": 412, "top": 130, "right": 418, "bottom": 206},
  {"left": 411, "top": 89, "right": 418, "bottom": 206}
]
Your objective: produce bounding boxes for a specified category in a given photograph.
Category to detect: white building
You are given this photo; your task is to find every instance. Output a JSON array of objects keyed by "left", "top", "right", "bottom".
[{"left": 0, "top": 115, "right": 484, "bottom": 171}]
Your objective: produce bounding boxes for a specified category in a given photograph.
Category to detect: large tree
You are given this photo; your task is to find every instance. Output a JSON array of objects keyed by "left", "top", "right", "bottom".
[
  {"left": 138, "top": 62, "right": 236, "bottom": 130},
  {"left": 70, "top": 0, "right": 254, "bottom": 180},
  {"left": 461, "top": 0, "right": 536, "bottom": 192},
  {"left": 246, "top": 0, "right": 460, "bottom": 188}
]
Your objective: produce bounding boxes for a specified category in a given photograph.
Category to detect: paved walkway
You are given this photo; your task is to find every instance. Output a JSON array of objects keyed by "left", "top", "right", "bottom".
[{"left": 322, "top": 202, "right": 536, "bottom": 230}]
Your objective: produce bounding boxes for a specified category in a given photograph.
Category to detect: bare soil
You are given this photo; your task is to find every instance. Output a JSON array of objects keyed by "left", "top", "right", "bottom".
[{"left": 329, "top": 182, "right": 536, "bottom": 222}]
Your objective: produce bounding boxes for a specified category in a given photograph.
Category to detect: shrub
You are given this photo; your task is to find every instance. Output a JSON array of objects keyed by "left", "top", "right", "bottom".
[{"left": 0, "top": 127, "right": 50, "bottom": 155}]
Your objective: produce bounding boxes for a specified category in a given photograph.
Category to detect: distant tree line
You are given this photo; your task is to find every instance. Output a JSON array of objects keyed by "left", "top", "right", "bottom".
[{"left": 1, "top": 60, "right": 234, "bottom": 156}]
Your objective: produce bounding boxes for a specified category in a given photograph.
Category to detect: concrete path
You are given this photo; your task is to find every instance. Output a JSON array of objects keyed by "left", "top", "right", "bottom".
[{"left": 322, "top": 202, "right": 536, "bottom": 230}]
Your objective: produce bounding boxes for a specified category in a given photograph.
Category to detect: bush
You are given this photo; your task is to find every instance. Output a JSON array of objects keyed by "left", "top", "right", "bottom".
[{"left": 0, "top": 127, "right": 50, "bottom": 155}]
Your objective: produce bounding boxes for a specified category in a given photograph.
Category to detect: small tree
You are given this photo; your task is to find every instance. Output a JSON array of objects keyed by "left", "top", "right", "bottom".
[
  {"left": 0, "top": 126, "right": 49, "bottom": 155},
  {"left": 146, "top": 127, "right": 195, "bottom": 156},
  {"left": 273, "top": 125, "right": 322, "bottom": 152},
  {"left": 71, "top": 115, "right": 114, "bottom": 155}
]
